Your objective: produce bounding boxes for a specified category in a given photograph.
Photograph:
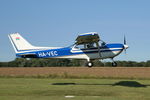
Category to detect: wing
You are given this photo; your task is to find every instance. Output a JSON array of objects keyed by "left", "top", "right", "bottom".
[{"left": 75, "top": 32, "right": 100, "bottom": 45}]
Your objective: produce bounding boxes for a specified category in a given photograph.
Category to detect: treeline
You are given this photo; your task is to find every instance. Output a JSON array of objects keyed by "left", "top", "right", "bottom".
[{"left": 0, "top": 58, "right": 150, "bottom": 67}]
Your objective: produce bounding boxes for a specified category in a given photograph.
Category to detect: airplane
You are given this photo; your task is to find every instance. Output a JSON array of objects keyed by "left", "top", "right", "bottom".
[{"left": 8, "top": 32, "right": 129, "bottom": 67}]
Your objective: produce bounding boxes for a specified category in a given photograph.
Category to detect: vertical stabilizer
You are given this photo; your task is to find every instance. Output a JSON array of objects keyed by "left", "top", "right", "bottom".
[{"left": 8, "top": 33, "right": 34, "bottom": 53}]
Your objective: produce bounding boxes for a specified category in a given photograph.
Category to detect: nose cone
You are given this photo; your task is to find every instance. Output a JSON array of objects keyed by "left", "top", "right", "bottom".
[{"left": 124, "top": 44, "right": 129, "bottom": 49}]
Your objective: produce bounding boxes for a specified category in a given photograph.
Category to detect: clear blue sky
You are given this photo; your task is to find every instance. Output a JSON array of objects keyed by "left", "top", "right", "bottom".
[{"left": 0, "top": 0, "right": 150, "bottom": 62}]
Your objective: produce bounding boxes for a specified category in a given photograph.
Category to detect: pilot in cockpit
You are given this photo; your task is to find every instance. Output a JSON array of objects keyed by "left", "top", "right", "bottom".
[{"left": 86, "top": 43, "right": 95, "bottom": 48}]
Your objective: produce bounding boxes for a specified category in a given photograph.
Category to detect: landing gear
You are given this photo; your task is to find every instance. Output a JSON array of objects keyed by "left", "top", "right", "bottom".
[
  {"left": 111, "top": 58, "right": 117, "bottom": 67},
  {"left": 112, "top": 62, "right": 117, "bottom": 67},
  {"left": 87, "top": 61, "right": 93, "bottom": 68}
]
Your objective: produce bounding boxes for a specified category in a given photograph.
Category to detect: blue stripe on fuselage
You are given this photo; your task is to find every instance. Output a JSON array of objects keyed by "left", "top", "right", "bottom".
[
  {"left": 16, "top": 43, "right": 124, "bottom": 58},
  {"left": 104, "top": 43, "right": 124, "bottom": 48}
]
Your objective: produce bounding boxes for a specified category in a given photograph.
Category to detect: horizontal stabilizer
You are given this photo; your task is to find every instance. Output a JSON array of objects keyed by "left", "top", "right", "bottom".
[{"left": 18, "top": 53, "right": 37, "bottom": 58}]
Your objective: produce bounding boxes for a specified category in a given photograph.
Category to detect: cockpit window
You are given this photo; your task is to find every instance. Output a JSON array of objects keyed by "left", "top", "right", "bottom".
[
  {"left": 100, "top": 40, "right": 106, "bottom": 47},
  {"left": 73, "top": 40, "right": 106, "bottom": 49},
  {"left": 86, "top": 43, "right": 97, "bottom": 48},
  {"left": 74, "top": 44, "right": 84, "bottom": 49},
  {"left": 74, "top": 43, "right": 97, "bottom": 49}
]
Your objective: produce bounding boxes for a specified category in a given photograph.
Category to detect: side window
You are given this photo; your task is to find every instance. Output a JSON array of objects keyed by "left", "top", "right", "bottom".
[
  {"left": 75, "top": 44, "right": 85, "bottom": 49},
  {"left": 74, "top": 42, "right": 99, "bottom": 49},
  {"left": 86, "top": 43, "right": 97, "bottom": 48}
]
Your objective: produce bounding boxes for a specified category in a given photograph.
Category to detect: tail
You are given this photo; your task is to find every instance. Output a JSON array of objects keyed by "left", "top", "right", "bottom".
[
  {"left": 8, "top": 33, "right": 38, "bottom": 53},
  {"left": 8, "top": 33, "right": 61, "bottom": 53}
]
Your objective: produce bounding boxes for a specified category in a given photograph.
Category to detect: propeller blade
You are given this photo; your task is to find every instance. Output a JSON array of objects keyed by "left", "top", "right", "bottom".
[
  {"left": 123, "top": 35, "right": 128, "bottom": 54},
  {"left": 124, "top": 35, "right": 126, "bottom": 45}
]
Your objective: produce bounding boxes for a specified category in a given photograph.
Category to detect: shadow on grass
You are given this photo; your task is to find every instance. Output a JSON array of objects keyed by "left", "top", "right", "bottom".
[
  {"left": 112, "top": 81, "right": 147, "bottom": 87},
  {"left": 51, "top": 81, "right": 148, "bottom": 88}
]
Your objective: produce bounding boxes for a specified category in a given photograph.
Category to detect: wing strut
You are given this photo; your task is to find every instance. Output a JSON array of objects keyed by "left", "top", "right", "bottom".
[{"left": 96, "top": 42, "right": 101, "bottom": 58}]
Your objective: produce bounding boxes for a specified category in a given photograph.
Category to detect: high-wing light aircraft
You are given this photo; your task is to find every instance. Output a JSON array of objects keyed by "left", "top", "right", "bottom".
[{"left": 8, "top": 32, "right": 129, "bottom": 67}]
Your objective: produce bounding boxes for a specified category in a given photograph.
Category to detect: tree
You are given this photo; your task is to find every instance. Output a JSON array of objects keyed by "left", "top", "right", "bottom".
[{"left": 0, "top": 58, "right": 150, "bottom": 67}]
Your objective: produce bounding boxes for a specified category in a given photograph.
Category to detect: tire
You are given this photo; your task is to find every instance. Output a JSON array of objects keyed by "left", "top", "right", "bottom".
[
  {"left": 87, "top": 62, "right": 93, "bottom": 68},
  {"left": 112, "top": 62, "right": 117, "bottom": 67}
]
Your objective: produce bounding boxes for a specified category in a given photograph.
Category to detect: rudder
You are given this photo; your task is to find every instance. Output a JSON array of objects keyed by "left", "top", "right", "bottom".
[{"left": 8, "top": 33, "right": 34, "bottom": 53}]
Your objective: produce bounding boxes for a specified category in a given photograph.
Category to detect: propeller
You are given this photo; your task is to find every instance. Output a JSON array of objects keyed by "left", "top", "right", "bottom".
[
  {"left": 123, "top": 35, "right": 129, "bottom": 54},
  {"left": 124, "top": 35, "right": 126, "bottom": 45}
]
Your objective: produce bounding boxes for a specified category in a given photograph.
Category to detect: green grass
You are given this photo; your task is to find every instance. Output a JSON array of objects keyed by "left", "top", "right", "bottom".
[{"left": 0, "top": 78, "right": 150, "bottom": 100}]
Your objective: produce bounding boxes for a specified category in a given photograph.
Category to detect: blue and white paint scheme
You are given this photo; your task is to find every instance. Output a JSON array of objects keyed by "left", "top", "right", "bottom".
[{"left": 8, "top": 32, "right": 129, "bottom": 67}]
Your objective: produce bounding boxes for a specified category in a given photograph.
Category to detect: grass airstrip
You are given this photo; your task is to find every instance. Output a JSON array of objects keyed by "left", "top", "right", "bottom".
[
  {"left": 0, "top": 78, "right": 150, "bottom": 100},
  {"left": 1, "top": 67, "right": 150, "bottom": 100}
]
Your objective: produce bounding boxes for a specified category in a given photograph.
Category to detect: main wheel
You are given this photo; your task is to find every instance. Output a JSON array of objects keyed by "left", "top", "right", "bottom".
[
  {"left": 87, "top": 62, "right": 93, "bottom": 68},
  {"left": 112, "top": 62, "right": 117, "bottom": 67}
]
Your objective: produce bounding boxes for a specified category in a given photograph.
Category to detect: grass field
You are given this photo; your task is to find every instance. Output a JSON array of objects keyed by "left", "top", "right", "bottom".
[
  {"left": 0, "top": 67, "right": 150, "bottom": 100},
  {"left": 0, "top": 78, "right": 150, "bottom": 100}
]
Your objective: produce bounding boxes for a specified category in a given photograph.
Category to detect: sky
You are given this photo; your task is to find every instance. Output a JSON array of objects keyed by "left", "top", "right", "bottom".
[{"left": 0, "top": 0, "right": 150, "bottom": 62}]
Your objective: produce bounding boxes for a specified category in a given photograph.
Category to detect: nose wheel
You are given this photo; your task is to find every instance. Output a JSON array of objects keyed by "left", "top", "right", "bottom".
[
  {"left": 112, "top": 61, "right": 117, "bottom": 67},
  {"left": 111, "top": 58, "right": 117, "bottom": 67}
]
